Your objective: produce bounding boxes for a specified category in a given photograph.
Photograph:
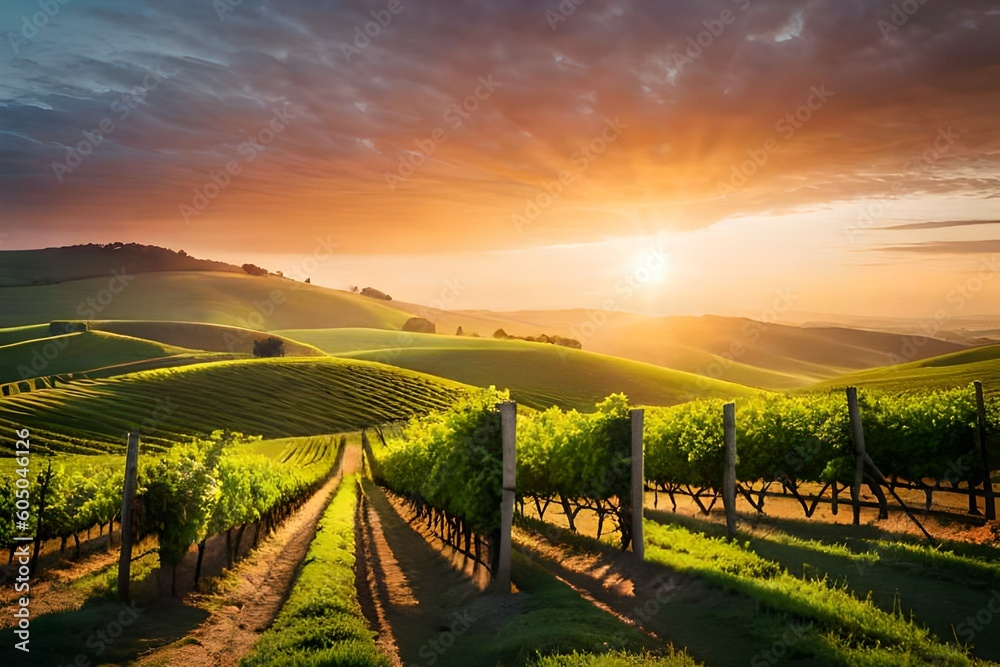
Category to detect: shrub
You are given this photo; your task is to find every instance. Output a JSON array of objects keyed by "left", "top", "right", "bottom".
[{"left": 253, "top": 337, "right": 285, "bottom": 358}]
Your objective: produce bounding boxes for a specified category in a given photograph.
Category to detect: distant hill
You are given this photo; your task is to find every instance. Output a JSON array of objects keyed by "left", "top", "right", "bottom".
[
  {"left": 89, "top": 321, "right": 325, "bottom": 357},
  {"left": 0, "top": 243, "right": 981, "bottom": 392},
  {"left": 0, "top": 272, "right": 411, "bottom": 330},
  {"left": 0, "top": 330, "right": 192, "bottom": 384},
  {"left": 382, "top": 305, "right": 967, "bottom": 389},
  {"left": 277, "top": 327, "right": 759, "bottom": 411},
  {"left": 0, "top": 243, "right": 242, "bottom": 286},
  {"left": 585, "top": 315, "right": 965, "bottom": 384}
]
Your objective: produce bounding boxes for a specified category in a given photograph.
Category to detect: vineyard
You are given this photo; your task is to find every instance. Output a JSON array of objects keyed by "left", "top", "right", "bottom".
[
  {"left": 643, "top": 386, "right": 999, "bottom": 521},
  {"left": 356, "top": 382, "right": 1000, "bottom": 664},
  {"left": 1, "top": 432, "right": 342, "bottom": 592},
  {"left": 0, "top": 357, "right": 467, "bottom": 454},
  {"left": 4, "top": 378, "right": 1000, "bottom": 664},
  {"left": 373, "top": 384, "right": 1000, "bottom": 554}
]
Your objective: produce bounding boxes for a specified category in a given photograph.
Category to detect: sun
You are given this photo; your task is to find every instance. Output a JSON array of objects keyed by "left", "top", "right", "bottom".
[{"left": 629, "top": 247, "right": 670, "bottom": 287}]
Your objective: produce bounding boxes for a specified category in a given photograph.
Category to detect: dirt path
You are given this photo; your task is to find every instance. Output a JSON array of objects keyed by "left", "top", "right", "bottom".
[
  {"left": 132, "top": 445, "right": 361, "bottom": 667},
  {"left": 0, "top": 531, "right": 146, "bottom": 627},
  {"left": 358, "top": 479, "right": 493, "bottom": 666}
]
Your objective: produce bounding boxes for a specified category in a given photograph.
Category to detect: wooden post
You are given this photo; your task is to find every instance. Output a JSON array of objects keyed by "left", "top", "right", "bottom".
[
  {"left": 862, "top": 452, "right": 936, "bottom": 545},
  {"left": 118, "top": 432, "right": 140, "bottom": 602},
  {"left": 847, "top": 387, "right": 866, "bottom": 526},
  {"left": 360, "top": 429, "right": 381, "bottom": 480},
  {"left": 497, "top": 402, "right": 516, "bottom": 593},
  {"left": 975, "top": 381, "right": 996, "bottom": 521},
  {"left": 722, "top": 403, "right": 738, "bottom": 539},
  {"left": 630, "top": 409, "right": 645, "bottom": 559}
]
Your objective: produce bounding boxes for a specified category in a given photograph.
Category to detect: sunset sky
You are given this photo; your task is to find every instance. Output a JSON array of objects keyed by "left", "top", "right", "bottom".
[{"left": 1, "top": 0, "right": 999, "bottom": 320}]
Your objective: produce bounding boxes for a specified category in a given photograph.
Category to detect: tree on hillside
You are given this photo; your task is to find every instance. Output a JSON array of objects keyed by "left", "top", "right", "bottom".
[
  {"left": 253, "top": 337, "right": 285, "bottom": 358},
  {"left": 360, "top": 287, "right": 392, "bottom": 300},
  {"left": 349, "top": 285, "right": 360, "bottom": 293},
  {"left": 241, "top": 263, "right": 268, "bottom": 277}
]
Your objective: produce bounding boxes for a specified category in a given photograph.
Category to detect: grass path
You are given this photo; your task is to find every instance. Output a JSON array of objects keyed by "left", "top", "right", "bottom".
[
  {"left": 359, "top": 481, "right": 698, "bottom": 665},
  {"left": 131, "top": 445, "right": 360, "bottom": 667}
]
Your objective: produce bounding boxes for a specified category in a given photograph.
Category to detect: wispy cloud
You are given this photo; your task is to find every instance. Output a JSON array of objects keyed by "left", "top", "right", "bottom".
[
  {"left": 1, "top": 0, "right": 999, "bottom": 256},
  {"left": 881, "top": 240, "right": 1000, "bottom": 254},
  {"left": 883, "top": 219, "right": 1000, "bottom": 231}
]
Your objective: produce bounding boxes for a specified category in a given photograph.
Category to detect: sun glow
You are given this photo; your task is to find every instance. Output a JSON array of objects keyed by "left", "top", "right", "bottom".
[{"left": 629, "top": 246, "right": 670, "bottom": 287}]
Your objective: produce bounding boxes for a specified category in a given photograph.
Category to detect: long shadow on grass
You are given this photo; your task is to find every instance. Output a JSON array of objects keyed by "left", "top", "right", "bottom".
[
  {"left": 647, "top": 509, "right": 1000, "bottom": 663},
  {"left": 515, "top": 516, "right": 820, "bottom": 666},
  {"left": 0, "top": 597, "right": 207, "bottom": 666},
  {"left": 364, "top": 482, "right": 676, "bottom": 666},
  {"left": 647, "top": 508, "right": 1000, "bottom": 584}
]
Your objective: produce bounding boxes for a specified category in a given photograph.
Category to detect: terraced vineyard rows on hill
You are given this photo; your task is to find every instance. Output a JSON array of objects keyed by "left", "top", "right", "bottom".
[{"left": 0, "top": 358, "right": 468, "bottom": 454}]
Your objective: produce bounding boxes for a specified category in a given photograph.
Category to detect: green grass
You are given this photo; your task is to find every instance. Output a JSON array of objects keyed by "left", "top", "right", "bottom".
[
  {"left": 0, "top": 357, "right": 469, "bottom": 455},
  {"left": 372, "top": 310, "right": 965, "bottom": 390},
  {"left": 0, "top": 271, "right": 411, "bottom": 330},
  {"left": 530, "top": 650, "right": 700, "bottom": 666},
  {"left": 0, "top": 593, "right": 209, "bottom": 666},
  {"left": 652, "top": 511, "right": 1000, "bottom": 662},
  {"left": 277, "top": 328, "right": 759, "bottom": 411},
  {"left": 241, "top": 474, "right": 392, "bottom": 667},
  {"left": 807, "top": 345, "right": 1000, "bottom": 395},
  {"left": 89, "top": 320, "right": 325, "bottom": 357},
  {"left": 0, "top": 323, "right": 51, "bottom": 346},
  {"left": 0, "top": 330, "right": 198, "bottom": 383},
  {"left": 642, "top": 520, "right": 973, "bottom": 665},
  {"left": 418, "top": 550, "right": 678, "bottom": 665}
]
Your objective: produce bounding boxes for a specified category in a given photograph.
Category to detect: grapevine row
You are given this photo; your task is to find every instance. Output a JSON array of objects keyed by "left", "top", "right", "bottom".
[
  {"left": 1, "top": 432, "right": 342, "bottom": 592},
  {"left": 372, "top": 384, "right": 998, "bottom": 550}
]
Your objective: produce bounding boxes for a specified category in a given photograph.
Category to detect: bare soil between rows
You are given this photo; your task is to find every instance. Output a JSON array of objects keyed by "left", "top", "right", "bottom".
[{"left": 130, "top": 445, "right": 360, "bottom": 667}]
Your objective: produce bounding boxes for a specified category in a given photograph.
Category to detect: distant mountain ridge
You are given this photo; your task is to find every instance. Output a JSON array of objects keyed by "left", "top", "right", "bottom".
[{"left": 0, "top": 243, "right": 242, "bottom": 286}]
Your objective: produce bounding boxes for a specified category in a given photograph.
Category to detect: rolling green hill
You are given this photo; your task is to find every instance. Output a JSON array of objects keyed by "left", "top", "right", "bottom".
[
  {"left": 88, "top": 320, "right": 325, "bottom": 357},
  {"left": 384, "top": 306, "right": 967, "bottom": 389},
  {"left": 278, "top": 328, "right": 760, "bottom": 411},
  {"left": 0, "top": 271, "right": 411, "bottom": 330},
  {"left": 806, "top": 345, "right": 1000, "bottom": 395},
  {"left": 0, "top": 323, "right": 51, "bottom": 346},
  {"left": 0, "top": 357, "right": 469, "bottom": 455},
  {"left": 0, "top": 243, "right": 242, "bottom": 286},
  {"left": 0, "top": 330, "right": 196, "bottom": 384}
]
